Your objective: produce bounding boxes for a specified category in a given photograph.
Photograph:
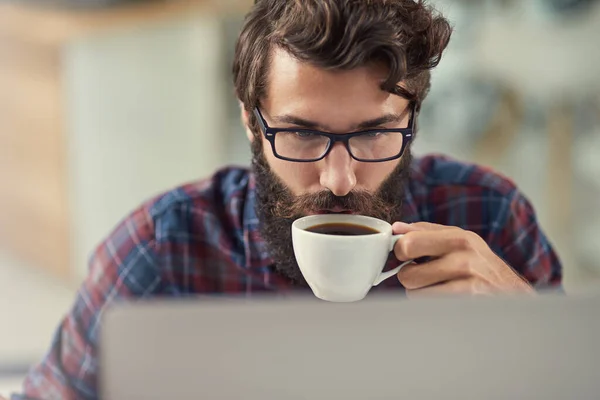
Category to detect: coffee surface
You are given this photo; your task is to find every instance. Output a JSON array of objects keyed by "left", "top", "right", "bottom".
[{"left": 306, "top": 223, "right": 379, "bottom": 236}]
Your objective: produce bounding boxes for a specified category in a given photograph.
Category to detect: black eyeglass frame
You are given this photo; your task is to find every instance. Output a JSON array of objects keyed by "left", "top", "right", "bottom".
[{"left": 253, "top": 103, "right": 415, "bottom": 163}]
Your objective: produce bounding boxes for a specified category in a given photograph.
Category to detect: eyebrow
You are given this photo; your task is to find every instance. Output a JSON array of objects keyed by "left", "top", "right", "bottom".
[{"left": 270, "top": 110, "right": 409, "bottom": 132}]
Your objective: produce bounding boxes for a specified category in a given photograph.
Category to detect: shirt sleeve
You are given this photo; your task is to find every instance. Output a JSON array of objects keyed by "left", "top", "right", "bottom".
[
  {"left": 491, "top": 189, "right": 563, "bottom": 290},
  {"left": 11, "top": 207, "right": 161, "bottom": 400}
]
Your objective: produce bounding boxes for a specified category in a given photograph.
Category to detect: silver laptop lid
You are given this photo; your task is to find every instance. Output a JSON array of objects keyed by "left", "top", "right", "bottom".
[{"left": 100, "top": 294, "right": 600, "bottom": 400}]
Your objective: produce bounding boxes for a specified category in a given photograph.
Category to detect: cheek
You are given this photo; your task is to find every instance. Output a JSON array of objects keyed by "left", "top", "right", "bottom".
[
  {"left": 262, "top": 137, "right": 320, "bottom": 195},
  {"left": 355, "top": 160, "right": 399, "bottom": 191}
]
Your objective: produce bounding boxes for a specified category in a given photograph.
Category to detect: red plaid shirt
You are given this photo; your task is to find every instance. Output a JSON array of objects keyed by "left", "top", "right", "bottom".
[{"left": 12, "top": 154, "right": 562, "bottom": 399}]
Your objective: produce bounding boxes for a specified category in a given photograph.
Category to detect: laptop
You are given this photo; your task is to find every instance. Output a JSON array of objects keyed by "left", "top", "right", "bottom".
[{"left": 100, "top": 293, "right": 600, "bottom": 400}]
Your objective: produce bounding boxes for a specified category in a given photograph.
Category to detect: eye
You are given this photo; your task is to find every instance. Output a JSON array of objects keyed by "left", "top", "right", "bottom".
[
  {"left": 364, "top": 131, "right": 387, "bottom": 138},
  {"left": 293, "top": 131, "right": 318, "bottom": 139}
]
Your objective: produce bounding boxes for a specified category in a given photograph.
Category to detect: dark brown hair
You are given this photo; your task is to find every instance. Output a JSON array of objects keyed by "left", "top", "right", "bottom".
[{"left": 233, "top": 0, "right": 452, "bottom": 121}]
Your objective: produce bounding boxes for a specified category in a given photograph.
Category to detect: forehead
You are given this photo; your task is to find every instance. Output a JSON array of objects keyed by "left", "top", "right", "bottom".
[{"left": 262, "top": 48, "right": 409, "bottom": 129}]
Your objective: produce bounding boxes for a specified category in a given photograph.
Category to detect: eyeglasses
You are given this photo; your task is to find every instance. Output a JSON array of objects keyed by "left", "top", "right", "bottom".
[{"left": 253, "top": 104, "right": 415, "bottom": 163}]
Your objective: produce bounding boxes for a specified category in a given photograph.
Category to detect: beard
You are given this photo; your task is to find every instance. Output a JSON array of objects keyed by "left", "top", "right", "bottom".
[{"left": 252, "top": 139, "right": 412, "bottom": 285}]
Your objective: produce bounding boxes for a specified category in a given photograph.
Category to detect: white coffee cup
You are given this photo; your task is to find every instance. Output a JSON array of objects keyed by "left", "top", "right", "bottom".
[{"left": 291, "top": 214, "right": 412, "bottom": 302}]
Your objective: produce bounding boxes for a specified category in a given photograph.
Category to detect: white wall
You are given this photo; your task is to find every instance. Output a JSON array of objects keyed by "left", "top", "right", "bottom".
[{"left": 64, "top": 14, "right": 229, "bottom": 281}]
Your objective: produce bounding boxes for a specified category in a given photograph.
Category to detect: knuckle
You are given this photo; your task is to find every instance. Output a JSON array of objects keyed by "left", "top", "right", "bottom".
[
  {"left": 450, "top": 229, "right": 479, "bottom": 251},
  {"left": 465, "top": 230, "right": 482, "bottom": 242},
  {"left": 469, "top": 279, "right": 489, "bottom": 295},
  {"left": 454, "top": 254, "right": 475, "bottom": 276},
  {"left": 464, "top": 259, "right": 477, "bottom": 276},
  {"left": 451, "top": 234, "right": 471, "bottom": 251}
]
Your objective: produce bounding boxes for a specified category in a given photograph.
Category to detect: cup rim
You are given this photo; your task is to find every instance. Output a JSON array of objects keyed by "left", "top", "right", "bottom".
[{"left": 292, "top": 214, "right": 392, "bottom": 237}]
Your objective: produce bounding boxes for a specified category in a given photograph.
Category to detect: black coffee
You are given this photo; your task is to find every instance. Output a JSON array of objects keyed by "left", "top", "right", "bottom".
[{"left": 306, "top": 223, "right": 379, "bottom": 236}]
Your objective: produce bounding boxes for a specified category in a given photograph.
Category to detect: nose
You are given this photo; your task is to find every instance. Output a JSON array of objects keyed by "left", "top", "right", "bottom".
[{"left": 319, "top": 142, "right": 357, "bottom": 196}]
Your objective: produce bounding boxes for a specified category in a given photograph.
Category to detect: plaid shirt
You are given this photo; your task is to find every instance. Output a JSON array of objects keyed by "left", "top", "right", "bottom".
[{"left": 13, "top": 154, "right": 562, "bottom": 399}]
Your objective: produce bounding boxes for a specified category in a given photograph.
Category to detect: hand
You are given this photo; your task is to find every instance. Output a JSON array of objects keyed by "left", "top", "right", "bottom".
[{"left": 392, "top": 222, "right": 534, "bottom": 297}]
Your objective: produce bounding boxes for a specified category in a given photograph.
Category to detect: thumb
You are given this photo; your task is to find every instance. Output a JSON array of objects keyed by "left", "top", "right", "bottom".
[
  {"left": 392, "top": 221, "right": 422, "bottom": 234},
  {"left": 392, "top": 221, "right": 446, "bottom": 234}
]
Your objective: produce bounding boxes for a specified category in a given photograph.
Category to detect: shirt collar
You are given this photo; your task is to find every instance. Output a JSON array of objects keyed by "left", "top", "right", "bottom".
[{"left": 242, "top": 171, "right": 420, "bottom": 269}]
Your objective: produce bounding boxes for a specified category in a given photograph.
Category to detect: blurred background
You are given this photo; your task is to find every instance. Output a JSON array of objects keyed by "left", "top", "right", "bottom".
[{"left": 1, "top": 0, "right": 600, "bottom": 395}]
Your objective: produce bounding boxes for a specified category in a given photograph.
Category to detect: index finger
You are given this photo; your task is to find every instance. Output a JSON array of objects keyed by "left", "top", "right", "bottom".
[{"left": 394, "top": 227, "right": 472, "bottom": 261}]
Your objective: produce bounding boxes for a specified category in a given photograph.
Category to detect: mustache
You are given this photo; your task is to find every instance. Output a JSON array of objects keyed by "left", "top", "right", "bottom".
[{"left": 275, "top": 189, "right": 394, "bottom": 220}]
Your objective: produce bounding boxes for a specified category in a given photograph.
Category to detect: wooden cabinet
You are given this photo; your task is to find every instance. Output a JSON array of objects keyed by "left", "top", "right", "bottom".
[{"left": 0, "top": 33, "right": 68, "bottom": 278}]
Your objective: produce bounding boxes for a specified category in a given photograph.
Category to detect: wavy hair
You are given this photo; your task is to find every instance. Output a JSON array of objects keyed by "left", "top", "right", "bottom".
[{"left": 233, "top": 0, "right": 452, "bottom": 131}]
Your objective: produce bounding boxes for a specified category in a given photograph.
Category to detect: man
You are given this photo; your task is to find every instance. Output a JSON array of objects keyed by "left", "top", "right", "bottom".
[{"left": 11, "top": 0, "right": 562, "bottom": 398}]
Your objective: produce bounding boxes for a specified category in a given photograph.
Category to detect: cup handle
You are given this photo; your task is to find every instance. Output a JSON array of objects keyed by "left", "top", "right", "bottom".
[{"left": 373, "top": 234, "right": 412, "bottom": 286}]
